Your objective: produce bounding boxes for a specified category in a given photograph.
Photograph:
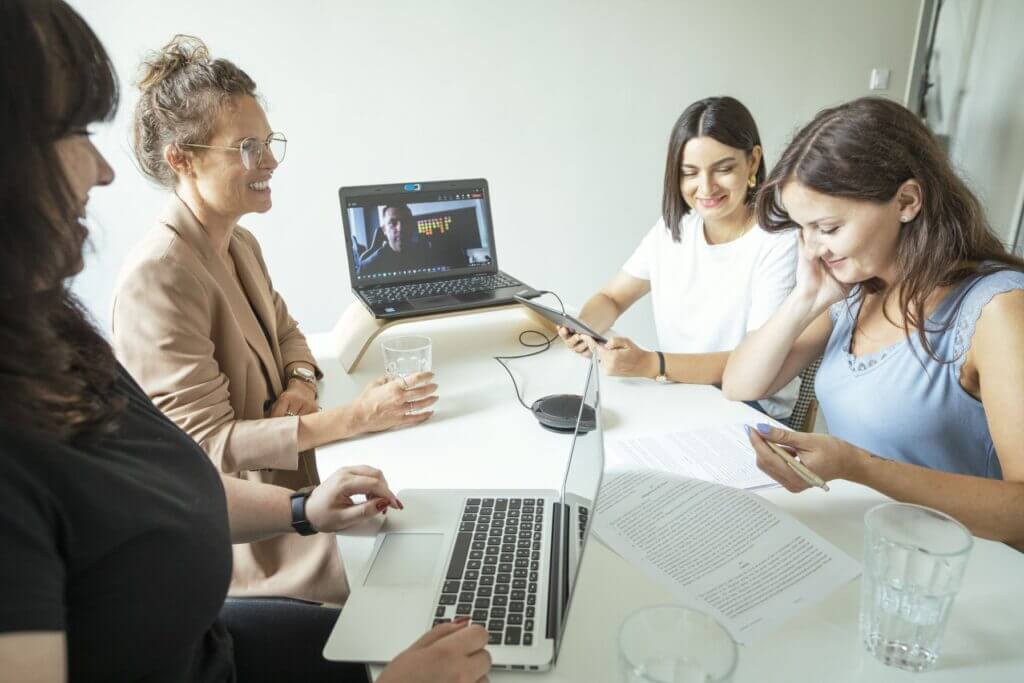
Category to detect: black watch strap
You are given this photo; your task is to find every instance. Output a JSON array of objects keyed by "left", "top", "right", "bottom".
[
  {"left": 657, "top": 351, "right": 666, "bottom": 377},
  {"left": 290, "top": 491, "right": 317, "bottom": 536}
]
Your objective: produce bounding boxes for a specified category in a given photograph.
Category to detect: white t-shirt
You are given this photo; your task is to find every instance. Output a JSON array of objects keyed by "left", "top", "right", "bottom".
[{"left": 622, "top": 212, "right": 800, "bottom": 419}]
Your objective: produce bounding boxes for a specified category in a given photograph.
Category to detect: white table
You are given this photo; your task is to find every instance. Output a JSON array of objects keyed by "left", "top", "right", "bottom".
[{"left": 310, "top": 307, "right": 1024, "bottom": 682}]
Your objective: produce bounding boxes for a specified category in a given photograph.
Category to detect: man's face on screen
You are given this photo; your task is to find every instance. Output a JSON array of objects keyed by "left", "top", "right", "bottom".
[{"left": 382, "top": 207, "right": 404, "bottom": 251}]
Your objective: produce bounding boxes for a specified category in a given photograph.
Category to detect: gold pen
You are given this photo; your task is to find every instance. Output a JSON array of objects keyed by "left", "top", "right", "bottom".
[{"left": 763, "top": 439, "right": 830, "bottom": 492}]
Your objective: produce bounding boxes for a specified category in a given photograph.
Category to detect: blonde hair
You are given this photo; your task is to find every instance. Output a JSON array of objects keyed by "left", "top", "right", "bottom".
[{"left": 132, "top": 35, "right": 257, "bottom": 187}]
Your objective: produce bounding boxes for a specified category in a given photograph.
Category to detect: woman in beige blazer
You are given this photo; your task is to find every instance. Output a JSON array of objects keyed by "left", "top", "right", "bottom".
[{"left": 113, "top": 36, "right": 438, "bottom": 606}]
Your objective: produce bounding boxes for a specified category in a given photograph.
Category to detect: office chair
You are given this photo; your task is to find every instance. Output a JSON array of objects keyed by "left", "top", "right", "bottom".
[{"left": 784, "top": 356, "right": 822, "bottom": 432}]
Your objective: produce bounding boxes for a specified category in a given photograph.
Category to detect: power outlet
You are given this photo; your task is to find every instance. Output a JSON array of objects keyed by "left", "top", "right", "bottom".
[{"left": 870, "top": 68, "right": 891, "bottom": 90}]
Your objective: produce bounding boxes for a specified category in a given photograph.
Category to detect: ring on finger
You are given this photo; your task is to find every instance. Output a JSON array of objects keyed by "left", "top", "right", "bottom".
[{"left": 286, "top": 410, "right": 297, "bottom": 417}]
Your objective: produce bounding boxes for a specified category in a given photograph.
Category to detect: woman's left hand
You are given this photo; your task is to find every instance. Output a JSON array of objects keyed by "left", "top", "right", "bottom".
[
  {"left": 746, "top": 423, "right": 863, "bottom": 492},
  {"left": 269, "top": 380, "right": 319, "bottom": 418},
  {"left": 583, "top": 335, "right": 658, "bottom": 378},
  {"left": 306, "top": 465, "right": 403, "bottom": 533}
]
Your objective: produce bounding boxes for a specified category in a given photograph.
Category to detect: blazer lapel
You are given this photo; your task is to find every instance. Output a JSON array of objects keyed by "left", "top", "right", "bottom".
[{"left": 159, "top": 196, "right": 284, "bottom": 398}]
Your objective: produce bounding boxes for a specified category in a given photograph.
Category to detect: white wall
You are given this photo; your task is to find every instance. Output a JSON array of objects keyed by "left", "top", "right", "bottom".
[
  {"left": 944, "top": 0, "right": 1024, "bottom": 246},
  {"left": 70, "top": 0, "right": 922, "bottom": 346}
]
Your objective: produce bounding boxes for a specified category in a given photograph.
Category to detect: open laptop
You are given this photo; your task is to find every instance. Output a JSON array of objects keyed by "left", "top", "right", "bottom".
[
  {"left": 324, "top": 358, "right": 604, "bottom": 672},
  {"left": 339, "top": 178, "right": 540, "bottom": 319}
]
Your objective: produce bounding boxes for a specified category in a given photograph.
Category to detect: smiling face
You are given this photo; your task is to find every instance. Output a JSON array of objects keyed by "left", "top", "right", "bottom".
[
  {"left": 680, "top": 136, "right": 760, "bottom": 225},
  {"left": 779, "top": 180, "right": 919, "bottom": 284},
  {"left": 186, "top": 95, "right": 277, "bottom": 218}
]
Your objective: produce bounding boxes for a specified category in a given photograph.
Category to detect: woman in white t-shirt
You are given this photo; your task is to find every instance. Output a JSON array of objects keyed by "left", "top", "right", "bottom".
[{"left": 560, "top": 96, "right": 800, "bottom": 419}]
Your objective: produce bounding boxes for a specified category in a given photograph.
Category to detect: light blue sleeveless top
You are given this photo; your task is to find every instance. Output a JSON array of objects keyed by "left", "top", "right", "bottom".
[{"left": 815, "top": 269, "right": 1024, "bottom": 479}]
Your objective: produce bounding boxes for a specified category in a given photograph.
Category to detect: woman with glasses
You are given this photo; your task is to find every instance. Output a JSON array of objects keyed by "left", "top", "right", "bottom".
[{"left": 112, "top": 35, "right": 438, "bottom": 607}]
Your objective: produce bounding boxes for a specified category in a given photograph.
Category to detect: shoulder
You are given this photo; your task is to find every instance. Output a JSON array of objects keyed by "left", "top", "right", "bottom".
[
  {"left": 751, "top": 224, "right": 799, "bottom": 253},
  {"left": 952, "top": 268, "right": 1024, "bottom": 366}
]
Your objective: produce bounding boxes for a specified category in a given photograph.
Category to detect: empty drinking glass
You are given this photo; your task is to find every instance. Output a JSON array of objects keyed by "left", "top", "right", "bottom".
[
  {"left": 860, "top": 502, "right": 973, "bottom": 672},
  {"left": 619, "top": 606, "right": 738, "bottom": 683},
  {"left": 381, "top": 335, "right": 432, "bottom": 380}
]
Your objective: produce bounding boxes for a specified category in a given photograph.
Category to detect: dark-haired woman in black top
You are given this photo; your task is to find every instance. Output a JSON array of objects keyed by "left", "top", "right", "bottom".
[{"left": 0, "top": 2, "right": 490, "bottom": 681}]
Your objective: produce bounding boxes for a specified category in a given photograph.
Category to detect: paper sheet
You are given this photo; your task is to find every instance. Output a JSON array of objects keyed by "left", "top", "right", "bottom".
[
  {"left": 594, "top": 468, "right": 861, "bottom": 644},
  {"left": 607, "top": 423, "right": 777, "bottom": 490}
]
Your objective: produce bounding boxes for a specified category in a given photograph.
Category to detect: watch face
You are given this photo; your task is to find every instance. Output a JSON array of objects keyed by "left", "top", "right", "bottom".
[{"left": 295, "top": 367, "right": 315, "bottom": 380}]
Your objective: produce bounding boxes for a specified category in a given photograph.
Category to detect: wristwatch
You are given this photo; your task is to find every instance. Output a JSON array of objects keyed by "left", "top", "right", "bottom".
[
  {"left": 654, "top": 351, "right": 670, "bottom": 384},
  {"left": 288, "top": 366, "right": 318, "bottom": 396},
  {"left": 290, "top": 490, "right": 318, "bottom": 536}
]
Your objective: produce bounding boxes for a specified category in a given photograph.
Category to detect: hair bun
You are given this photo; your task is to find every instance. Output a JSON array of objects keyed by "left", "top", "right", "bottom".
[{"left": 137, "top": 34, "right": 210, "bottom": 91}]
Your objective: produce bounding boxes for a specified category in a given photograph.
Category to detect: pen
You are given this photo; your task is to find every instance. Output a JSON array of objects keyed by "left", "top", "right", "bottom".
[{"left": 763, "top": 439, "right": 830, "bottom": 492}]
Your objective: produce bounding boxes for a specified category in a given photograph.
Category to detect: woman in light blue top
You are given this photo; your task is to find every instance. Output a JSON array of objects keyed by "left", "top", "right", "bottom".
[{"left": 722, "top": 97, "right": 1024, "bottom": 547}]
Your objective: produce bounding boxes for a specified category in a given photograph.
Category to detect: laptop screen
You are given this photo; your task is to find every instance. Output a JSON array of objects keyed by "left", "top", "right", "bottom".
[
  {"left": 553, "top": 357, "right": 604, "bottom": 657},
  {"left": 339, "top": 179, "right": 498, "bottom": 288}
]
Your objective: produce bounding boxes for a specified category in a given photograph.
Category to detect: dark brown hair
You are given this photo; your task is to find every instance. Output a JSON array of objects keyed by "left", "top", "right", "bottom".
[
  {"left": 133, "top": 35, "right": 257, "bottom": 187},
  {"left": 662, "top": 96, "right": 765, "bottom": 241},
  {"left": 0, "top": 0, "right": 124, "bottom": 440},
  {"left": 757, "top": 96, "right": 1024, "bottom": 358}
]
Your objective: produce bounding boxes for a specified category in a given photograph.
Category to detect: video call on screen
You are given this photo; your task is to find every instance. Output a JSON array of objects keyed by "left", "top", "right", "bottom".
[{"left": 347, "top": 188, "right": 494, "bottom": 281}]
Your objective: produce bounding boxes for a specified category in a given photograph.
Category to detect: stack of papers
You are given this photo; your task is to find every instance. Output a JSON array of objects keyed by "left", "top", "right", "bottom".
[
  {"left": 606, "top": 423, "right": 777, "bottom": 490},
  {"left": 594, "top": 467, "right": 861, "bottom": 644}
]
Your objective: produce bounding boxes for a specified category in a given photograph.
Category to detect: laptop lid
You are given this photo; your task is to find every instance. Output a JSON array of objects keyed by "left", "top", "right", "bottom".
[
  {"left": 551, "top": 357, "right": 604, "bottom": 661},
  {"left": 339, "top": 178, "right": 501, "bottom": 289}
]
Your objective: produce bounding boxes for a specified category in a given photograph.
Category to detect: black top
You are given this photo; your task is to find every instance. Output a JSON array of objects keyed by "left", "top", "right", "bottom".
[{"left": 0, "top": 365, "right": 234, "bottom": 681}]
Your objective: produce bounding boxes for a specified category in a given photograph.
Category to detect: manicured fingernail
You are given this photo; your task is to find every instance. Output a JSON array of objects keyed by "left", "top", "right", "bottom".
[
  {"left": 756, "top": 423, "right": 772, "bottom": 434},
  {"left": 375, "top": 499, "right": 388, "bottom": 512},
  {"left": 453, "top": 615, "right": 470, "bottom": 624},
  {"left": 743, "top": 424, "right": 752, "bottom": 437},
  {"left": 397, "top": 498, "right": 405, "bottom": 510}
]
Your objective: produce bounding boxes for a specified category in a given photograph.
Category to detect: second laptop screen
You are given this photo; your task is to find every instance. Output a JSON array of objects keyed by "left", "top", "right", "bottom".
[{"left": 346, "top": 187, "right": 494, "bottom": 283}]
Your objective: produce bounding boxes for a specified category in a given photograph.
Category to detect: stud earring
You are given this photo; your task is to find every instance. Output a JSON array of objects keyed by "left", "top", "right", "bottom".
[
  {"left": 747, "top": 174, "right": 757, "bottom": 188},
  {"left": 900, "top": 215, "right": 910, "bottom": 223}
]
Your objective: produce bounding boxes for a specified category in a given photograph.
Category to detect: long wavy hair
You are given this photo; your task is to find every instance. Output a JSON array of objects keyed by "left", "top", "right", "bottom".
[
  {"left": 756, "top": 97, "right": 1024, "bottom": 359},
  {"left": 0, "top": 0, "right": 124, "bottom": 441}
]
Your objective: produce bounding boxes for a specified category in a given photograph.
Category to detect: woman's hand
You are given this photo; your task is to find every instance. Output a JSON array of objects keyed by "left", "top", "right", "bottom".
[
  {"left": 745, "top": 423, "right": 864, "bottom": 492},
  {"left": 557, "top": 325, "right": 591, "bottom": 357},
  {"left": 269, "top": 380, "right": 319, "bottom": 417},
  {"left": 583, "top": 335, "right": 657, "bottom": 378},
  {"left": 352, "top": 372, "right": 438, "bottom": 434},
  {"left": 792, "top": 232, "right": 851, "bottom": 318},
  {"left": 378, "top": 619, "right": 491, "bottom": 683},
  {"left": 305, "top": 465, "right": 403, "bottom": 532}
]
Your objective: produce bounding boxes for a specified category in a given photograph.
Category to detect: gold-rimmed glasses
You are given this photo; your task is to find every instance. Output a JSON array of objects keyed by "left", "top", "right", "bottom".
[{"left": 180, "top": 132, "right": 287, "bottom": 170}]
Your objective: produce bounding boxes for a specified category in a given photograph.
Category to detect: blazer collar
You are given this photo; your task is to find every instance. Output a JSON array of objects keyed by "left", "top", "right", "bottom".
[{"left": 158, "top": 194, "right": 285, "bottom": 397}]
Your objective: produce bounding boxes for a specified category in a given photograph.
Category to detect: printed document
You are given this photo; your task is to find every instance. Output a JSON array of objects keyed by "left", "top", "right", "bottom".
[
  {"left": 607, "top": 423, "right": 776, "bottom": 490},
  {"left": 594, "top": 468, "right": 861, "bottom": 644}
]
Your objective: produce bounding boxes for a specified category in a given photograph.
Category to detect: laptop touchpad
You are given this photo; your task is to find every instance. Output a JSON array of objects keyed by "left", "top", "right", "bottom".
[
  {"left": 364, "top": 533, "right": 443, "bottom": 587},
  {"left": 410, "top": 295, "right": 456, "bottom": 309}
]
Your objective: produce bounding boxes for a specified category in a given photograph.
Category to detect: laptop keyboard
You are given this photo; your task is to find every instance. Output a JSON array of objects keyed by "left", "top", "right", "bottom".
[
  {"left": 433, "top": 497, "right": 544, "bottom": 646},
  {"left": 364, "top": 273, "right": 522, "bottom": 305}
]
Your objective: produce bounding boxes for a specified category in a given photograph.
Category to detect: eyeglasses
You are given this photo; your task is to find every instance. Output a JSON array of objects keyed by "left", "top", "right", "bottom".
[{"left": 180, "top": 132, "right": 287, "bottom": 170}]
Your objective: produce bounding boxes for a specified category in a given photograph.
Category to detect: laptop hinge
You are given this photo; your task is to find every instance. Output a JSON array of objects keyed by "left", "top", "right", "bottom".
[{"left": 546, "top": 501, "right": 566, "bottom": 642}]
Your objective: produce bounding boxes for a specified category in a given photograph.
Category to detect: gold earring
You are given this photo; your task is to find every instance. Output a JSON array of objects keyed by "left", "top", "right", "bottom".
[{"left": 747, "top": 174, "right": 757, "bottom": 188}]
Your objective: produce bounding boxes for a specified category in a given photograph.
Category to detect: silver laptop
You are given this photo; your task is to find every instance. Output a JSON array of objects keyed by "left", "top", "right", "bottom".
[{"left": 324, "top": 358, "right": 604, "bottom": 672}]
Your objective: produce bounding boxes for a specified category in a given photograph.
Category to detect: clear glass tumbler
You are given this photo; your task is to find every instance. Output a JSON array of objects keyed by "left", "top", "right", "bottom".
[
  {"left": 381, "top": 335, "right": 432, "bottom": 379},
  {"left": 619, "top": 606, "right": 738, "bottom": 683},
  {"left": 860, "top": 502, "right": 973, "bottom": 672}
]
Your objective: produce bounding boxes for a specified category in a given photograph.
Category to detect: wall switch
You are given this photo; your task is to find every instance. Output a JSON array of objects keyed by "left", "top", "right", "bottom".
[{"left": 870, "top": 68, "right": 891, "bottom": 90}]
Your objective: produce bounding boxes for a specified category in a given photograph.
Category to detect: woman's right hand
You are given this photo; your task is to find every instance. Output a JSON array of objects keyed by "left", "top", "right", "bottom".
[
  {"left": 557, "top": 325, "right": 591, "bottom": 357},
  {"left": 352, "top": 372, "right": 438, "bottom": 434},
  {"left": 378, "top": 619, "right": 491, "bottom": 683},
  {"left": 792, "top": 232, "right": 851, "bottom": 318}
]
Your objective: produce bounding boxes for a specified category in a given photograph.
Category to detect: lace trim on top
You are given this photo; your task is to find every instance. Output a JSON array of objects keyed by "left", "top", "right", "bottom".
[{"left": 950, "top": 272, "right": 1024, "bottom": 376}]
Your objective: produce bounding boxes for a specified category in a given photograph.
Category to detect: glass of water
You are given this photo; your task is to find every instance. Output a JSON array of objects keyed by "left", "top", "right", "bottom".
[
  {"left": 860, "top": 502, "right": 973, "bottom": 672},
  {"left": 619, "top": 606, "right": 737, "bottom": 683},
  {"left": 381, "top": 335, "right": 432, "bottom": 380}
]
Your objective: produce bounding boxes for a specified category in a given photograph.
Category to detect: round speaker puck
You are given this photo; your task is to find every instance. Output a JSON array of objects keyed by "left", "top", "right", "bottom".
[{"left": 530, "top": 394, "right": 596, "bottom": 434}]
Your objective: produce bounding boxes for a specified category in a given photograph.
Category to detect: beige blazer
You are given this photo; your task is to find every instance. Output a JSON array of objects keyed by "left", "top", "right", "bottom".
[{"left": 112, "top": 195, "right": 347, "bottom": 605}]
